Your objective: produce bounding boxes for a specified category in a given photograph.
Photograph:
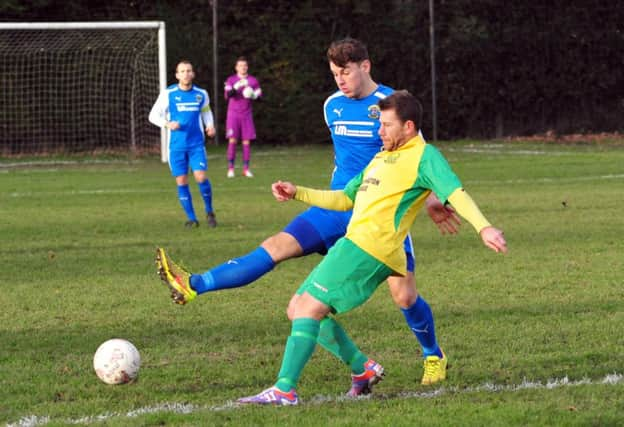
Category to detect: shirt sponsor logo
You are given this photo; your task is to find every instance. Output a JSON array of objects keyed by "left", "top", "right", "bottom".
[
  {"left": 333, "top": 124, "right": 373, "bottom": 138},
  {"left": 177, "top": 102, "right": 200, "bottom": 112}
]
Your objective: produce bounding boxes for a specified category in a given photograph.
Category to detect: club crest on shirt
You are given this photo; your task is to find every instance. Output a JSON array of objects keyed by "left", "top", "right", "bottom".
[
  {"left": 384, "top": 153, "right": 400, "bottom": 164},
  {"left": 196, "top": 94, "right": 203, "bottom": 103},
  {"left": 368, "top": 104, "right": 380, "bottom": 119}
]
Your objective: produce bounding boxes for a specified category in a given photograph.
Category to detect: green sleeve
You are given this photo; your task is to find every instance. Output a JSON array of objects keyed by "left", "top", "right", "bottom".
[
  {"left": 342, "top": 171, "right": 363, "bottom": 202},
  {"left": 416, "top": 145, "right": 462, "bottom": 203}
]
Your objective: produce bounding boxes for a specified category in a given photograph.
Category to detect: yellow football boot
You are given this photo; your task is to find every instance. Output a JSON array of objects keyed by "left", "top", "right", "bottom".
[
  {"left": 421, "top": 351, "right": 447, "bottom": 385},
  {"left": 155, "top": 247, "right": 197, "bottom": 305}
]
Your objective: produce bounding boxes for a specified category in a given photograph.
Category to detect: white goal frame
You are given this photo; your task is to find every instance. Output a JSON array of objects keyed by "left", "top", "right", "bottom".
[{"left": 0, "top": 21, "right": 168, "bottom": 161}]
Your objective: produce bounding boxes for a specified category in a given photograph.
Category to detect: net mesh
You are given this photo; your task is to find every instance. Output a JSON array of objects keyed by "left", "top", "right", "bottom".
[{"left": 0, "top": 28, "right": 160, "bottom": 156}]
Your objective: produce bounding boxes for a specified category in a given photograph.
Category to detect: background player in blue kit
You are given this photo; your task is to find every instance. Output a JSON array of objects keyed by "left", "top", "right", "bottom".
[
  {"left": 156, "top": 39, "right": 460, "bottom": 390},
  {"left": 149, "top": 60, "right": 218, "bottom": 228}
]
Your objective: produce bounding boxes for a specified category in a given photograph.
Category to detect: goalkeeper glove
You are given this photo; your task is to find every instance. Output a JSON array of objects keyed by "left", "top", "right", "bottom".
[
  {"left": 233, "top": 78, "right": 248, "bottom": 90},
  {"left": 242, "top": 86, "right": 256, "bottom": 99}
]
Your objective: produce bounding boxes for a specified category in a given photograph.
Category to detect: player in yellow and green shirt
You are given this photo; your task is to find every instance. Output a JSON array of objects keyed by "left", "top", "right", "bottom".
[
  {"left": 156, "top": 39, "right": 461, "bottom": 395},
  {"left": 237, "top": 90, "right": 508, "bottom": 405}
]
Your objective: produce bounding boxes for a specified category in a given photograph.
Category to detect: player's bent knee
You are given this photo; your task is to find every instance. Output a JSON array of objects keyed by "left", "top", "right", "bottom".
[
  {"left": 286, "top": 294, "right": 299, "bottom": 320},
  {"left": 261, "top": 232, "right": 303, "bottom": 263},
  {"left": 293, "top": 292, "right": 329, "bottom": 320},
  {"left": 387, "top": 275, "right": 419, "bottom": 309},
  {"left": 193, "top": 172, "right": 206, "bottom": 182},
  {"left": 391, "top": 292, "right": 417, "bottom": 309}
]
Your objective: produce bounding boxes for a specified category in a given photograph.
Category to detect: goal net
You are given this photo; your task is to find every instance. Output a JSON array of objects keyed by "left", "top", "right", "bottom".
[{"left": 0, "top": 22, "right": 166, "bottom": 158}]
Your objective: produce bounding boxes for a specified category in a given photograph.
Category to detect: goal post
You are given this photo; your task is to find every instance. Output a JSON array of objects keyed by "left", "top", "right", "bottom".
[{"left": 0, "top": 21, "right": 168, "bottom": 160}]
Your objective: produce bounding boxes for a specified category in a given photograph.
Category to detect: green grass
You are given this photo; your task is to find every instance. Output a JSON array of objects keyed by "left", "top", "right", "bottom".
[{"left": 1, "top": 142, "right": 623, "bottom": 426}]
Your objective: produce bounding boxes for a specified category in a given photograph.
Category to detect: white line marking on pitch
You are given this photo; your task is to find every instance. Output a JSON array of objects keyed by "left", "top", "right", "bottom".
[
  {"left": 445, "top": 147, "right": 574, "bottom": 156},
  {"left": 7, "top": 373, "right": 622, "bottom": 427},
  {"left": 7, "top": 173, "right": 621, "bottom": 199},
  {"left": 466, "top": 173, "right": 624, "bottom": 185},
  {"left": 0, "top": 151, "right": 292, "bottom": 170}
]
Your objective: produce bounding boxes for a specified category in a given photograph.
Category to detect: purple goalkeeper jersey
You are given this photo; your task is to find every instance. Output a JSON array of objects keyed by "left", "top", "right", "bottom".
[{"left": 224, "top": 74, "right": 262, "bottom": 115}]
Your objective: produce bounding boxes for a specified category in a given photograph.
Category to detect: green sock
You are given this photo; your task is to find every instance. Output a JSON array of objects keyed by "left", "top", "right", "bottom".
[
  {"left": 317, "top": 317, "right": 368, "bottom": 375},
  {"left": 275, "top": 317, "right": 320, "bottom": 392}
]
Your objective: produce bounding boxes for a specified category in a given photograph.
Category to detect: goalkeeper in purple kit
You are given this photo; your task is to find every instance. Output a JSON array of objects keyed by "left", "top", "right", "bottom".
[{"left": 224, "top": 56, "right": 262, "bottom": 178}]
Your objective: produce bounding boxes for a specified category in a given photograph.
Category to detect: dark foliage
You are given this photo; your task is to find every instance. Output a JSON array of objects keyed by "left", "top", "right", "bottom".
[{"left": 2, "top": 0, "right": 622, "bottom": 141}]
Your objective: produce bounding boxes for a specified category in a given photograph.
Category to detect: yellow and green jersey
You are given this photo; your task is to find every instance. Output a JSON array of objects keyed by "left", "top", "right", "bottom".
[{"left": 295, "top": 134, "right": 462, "bottom": 275}]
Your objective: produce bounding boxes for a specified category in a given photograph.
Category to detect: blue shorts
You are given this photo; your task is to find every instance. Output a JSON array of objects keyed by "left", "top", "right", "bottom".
[
  {"left": 283, "top": 206, "right": 415, "bottom": 272},
  {"left": 168, "top": 145, "right": 208, "bottom": 177}
]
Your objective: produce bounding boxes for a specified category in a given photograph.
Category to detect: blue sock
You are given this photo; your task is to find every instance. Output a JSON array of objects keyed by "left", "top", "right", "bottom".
[
  {"left": 189, "top": 247, "right": 275, "bottom": 294},
  {"left": 177, "top": 184, "right": 196, "bottom": 221},
  {"left": 401, "top": 295, "right": 442, "bottom": 358},
  {"left": 198, "top": 180, "right": 213, "bottom": 214}
]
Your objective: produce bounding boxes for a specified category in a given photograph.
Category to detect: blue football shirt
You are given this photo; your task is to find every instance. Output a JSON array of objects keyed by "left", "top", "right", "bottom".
[
  {"left": 323, "top": 84, "right": 394, "bottom": 190},
  {"left": 160, "top": 84, "right": 212, "bottom": 151}
]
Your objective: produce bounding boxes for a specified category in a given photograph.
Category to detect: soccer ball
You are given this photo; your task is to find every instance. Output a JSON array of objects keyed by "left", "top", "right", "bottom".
[
  {"left": 93, "top": 339, "right": 141, "bottom": 385},
  {"left": 242, "top": 86, "right": 255, "bottom": 99}
]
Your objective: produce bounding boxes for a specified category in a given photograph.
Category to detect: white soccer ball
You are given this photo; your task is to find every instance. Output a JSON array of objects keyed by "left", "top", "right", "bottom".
[
  {"left": 93, "top": 339, "right": 141, "bottom": 385},
  {"left": 242, "top": 86, "right": 255, "bottom": 99}
]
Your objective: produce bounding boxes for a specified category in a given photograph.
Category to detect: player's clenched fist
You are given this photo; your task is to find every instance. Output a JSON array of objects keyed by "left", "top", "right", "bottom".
[{"left": 272, "top": 180, "right": 296, "bottom": 201}]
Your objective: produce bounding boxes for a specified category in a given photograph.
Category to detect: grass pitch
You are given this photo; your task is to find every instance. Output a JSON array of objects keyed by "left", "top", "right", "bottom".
[{"left": 1, "top": 141, "right": 623, "bottom": 426}]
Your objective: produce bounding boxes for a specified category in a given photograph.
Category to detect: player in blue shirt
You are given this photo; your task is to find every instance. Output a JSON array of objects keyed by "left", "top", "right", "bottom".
[
  {"left": 149, "top": 60, "right": 217, "bottom": 228},
  {"left": 156, "top": 40, "right": 460, "bottom": 391},
  {"left": 323, "top": 83, "right": 394, "bottom": 190}
]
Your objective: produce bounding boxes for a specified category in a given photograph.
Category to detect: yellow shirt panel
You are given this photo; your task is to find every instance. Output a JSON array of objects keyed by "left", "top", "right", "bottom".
[{"left": 345, "top": 135, "right": 431, "bottom": 275}]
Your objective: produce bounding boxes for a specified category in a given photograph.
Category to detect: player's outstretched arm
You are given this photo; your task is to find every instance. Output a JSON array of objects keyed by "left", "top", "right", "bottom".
[
  {"left": 272, "top": 181, "right": 353, "bottom": 211},
  {"left": 425, "top": 193, "right": 461, "bottom": 235},
  {"left": 447, "top": 188, "right": 508, "bottom": 254},
  {"left": 272, "top": 180, "right": 296, "bottom": 202}
]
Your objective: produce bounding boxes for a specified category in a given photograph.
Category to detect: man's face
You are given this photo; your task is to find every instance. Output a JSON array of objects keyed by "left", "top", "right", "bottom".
[
  {"left": 235, "top": 60, "right": 248, "bottom": 76},
  {"left": 378, "top": 108, "right": 407, "bottom": 151},
  {"left": 176, "top": 63, "right": 195, "bottom": 87},
  {"left": 329, "top": 60, "right": 370, "bottom": 99}
]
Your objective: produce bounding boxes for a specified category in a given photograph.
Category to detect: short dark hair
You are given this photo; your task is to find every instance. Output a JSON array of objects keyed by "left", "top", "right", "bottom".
[
  {"left": 236, "top": 56, "right": 248, "bottom": 64},
  {"left": 326, "top": 37, "right": 369, "bottom": 67},
  {"left": 378, "top": 90, "right": 423, "bottom": 130}
]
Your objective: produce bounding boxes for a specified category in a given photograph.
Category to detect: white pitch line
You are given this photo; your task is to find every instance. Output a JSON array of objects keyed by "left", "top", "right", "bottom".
[
  {"left": 6, "top": 373, "right": 623, "bottom": 427},
  {"left": 8, "top": 188, "right": 170, "bottom": 198},
  {"left": 0, "top": 150, "right": 293, "bottom": 170},
  {"left": 6, "top": 172, "right": 623, "bottom": 200},
  {"left": 444, "top": 147, "right": 575, "bottom": 156},
  {"left": 466, "top": 173, "right": 624, "bottom": 186}
]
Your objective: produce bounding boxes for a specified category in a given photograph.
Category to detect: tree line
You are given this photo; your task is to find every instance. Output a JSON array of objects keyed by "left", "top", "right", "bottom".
[{"left": 2, "top": 0, "right": 622, "bottom": 142}]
